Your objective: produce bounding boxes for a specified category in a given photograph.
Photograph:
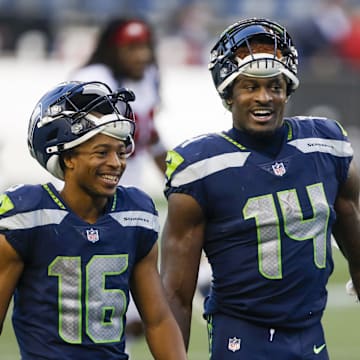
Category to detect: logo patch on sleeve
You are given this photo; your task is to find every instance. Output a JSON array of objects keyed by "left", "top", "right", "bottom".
[
  {"left": 0, "top": 194, "right": 15, "bottom": 215},
  {"left": 165, "top": 150, "right": 184, "bottom": 180}
]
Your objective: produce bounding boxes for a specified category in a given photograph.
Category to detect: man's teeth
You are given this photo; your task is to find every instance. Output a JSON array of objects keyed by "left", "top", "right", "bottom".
[
  {"left": 101, "top": 175, "right": 118, "bottom": 181},
  {"left": 253, "top": 110, "right": 271, "bottom": 116}
]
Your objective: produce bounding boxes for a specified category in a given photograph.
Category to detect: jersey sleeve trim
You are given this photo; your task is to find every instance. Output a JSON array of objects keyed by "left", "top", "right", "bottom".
[
  {"left": 43, "top": 183, "right": 67, "bottom": 209},
  {"left": 288, "top": 138, "right": 353, "bottom": 157},
  {"left": 0, "top": 194, "right": 14, "bottom": 215},
  {"left": 0, "top": 209, "right": 68, "bottom": 230},
  {"left": 110, "top": 210, "right": 159, "bottom": 233},
  {"left": 170, "top": 152, "right": 251, "bottom": 187},
  {"left": 165, "top": 150, "right": 184, "bottom": 180}
]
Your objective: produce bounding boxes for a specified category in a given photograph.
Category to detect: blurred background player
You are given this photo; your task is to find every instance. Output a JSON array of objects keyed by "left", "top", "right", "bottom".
[{"left": 70, "top": 16, "right": 167, "bottom": 189}]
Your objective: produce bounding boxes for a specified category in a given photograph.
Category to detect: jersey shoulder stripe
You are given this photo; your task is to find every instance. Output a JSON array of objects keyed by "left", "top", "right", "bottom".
[
  {"left": 286, "top": 117, "right": 353, "bottom": 157},
  {"left": 0, "top": 208, "right": 67, "bottom": 230},
  {"left": 111, "top": 210, "right": 159, "bottom": 232},
  {"left": 0, "top": 183, "right": 68, "bottom": 230},
  {"left": 0, "top": 183, "right": 65, "bottom": 215},
  {"left": 170, "top": 152, "right": 250, "bottom": 187},
  {"left": 166, "top": 118, "right": 352, "bottom": 190},
  {"left": 288, "top": 138, "right": 353, "bottom": 157}
]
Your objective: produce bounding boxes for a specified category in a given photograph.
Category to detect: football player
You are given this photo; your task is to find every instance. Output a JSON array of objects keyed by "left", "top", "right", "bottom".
[
  {"left": 0, "top": 81, "right": 187, "bottom": 360},
  {"left": 70, "top": 17, "right": 167, "bottom": 190},
  {"left": 160, "top": 18, "right": 360, "bottom": 359}
]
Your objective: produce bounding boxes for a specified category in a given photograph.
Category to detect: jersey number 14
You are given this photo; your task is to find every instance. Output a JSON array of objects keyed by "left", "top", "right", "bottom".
[{"left": 243, "top": 182, "right": 329, "bottom": 279}]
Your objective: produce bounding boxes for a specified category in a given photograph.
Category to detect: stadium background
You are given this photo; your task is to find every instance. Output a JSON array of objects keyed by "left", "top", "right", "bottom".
[{"left": 0, "top": 0, "right": 360, "bottom": 358}]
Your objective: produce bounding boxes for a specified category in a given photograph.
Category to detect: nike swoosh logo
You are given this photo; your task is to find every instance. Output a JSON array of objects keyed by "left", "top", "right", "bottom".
[{"left": 313, "top": 343, "right": 326, "bottom": 354}]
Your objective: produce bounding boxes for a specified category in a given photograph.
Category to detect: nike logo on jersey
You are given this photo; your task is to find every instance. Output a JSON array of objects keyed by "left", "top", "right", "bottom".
[{"left": 313, "top": 343, "right": 326, "bottom": 354}]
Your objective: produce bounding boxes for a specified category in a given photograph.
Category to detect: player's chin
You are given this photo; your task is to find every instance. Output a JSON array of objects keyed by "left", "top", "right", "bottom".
[
  {"left": 96, "top": 181, "right": 118, "bottom": 196},
  {"left": 98, "top": 186, "right": 117, "bottom": 198},
  {"left": 247, "top": 125, "right": 277, "bottom": 138}
]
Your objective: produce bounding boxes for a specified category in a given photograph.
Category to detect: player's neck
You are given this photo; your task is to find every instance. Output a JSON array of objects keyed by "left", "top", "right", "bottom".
[{"left": 59, "top": 187, "right": 108, "bottom": 224}]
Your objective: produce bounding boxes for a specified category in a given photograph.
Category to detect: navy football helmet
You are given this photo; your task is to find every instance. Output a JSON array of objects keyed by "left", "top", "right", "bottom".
[
  {"left": 28, "top": 81, "right": 136, "bottom": 180},
  {"left": 208, "top": 18, "right": 299, "bottom": 103}
]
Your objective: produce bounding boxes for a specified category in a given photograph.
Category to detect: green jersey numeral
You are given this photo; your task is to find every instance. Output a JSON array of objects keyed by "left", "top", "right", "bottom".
[
  {"left": 48, "top": 254, "right": 128, "bottom": 344},
  {"left": 243, "top": 183, "right": 329, "bottom": 279}
]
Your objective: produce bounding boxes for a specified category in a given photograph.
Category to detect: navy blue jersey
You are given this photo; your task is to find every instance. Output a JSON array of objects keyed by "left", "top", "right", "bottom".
[
  {"left": 165, "top": 117, "right": 353, "bottom": 329},
  {"left": 0, "top": 183, "right": 159, "bottom": 360}
]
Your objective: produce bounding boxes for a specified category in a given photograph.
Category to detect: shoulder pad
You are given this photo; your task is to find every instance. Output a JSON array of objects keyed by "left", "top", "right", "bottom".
[{"left": 0, "top": 184, "right": 45, "bottom": 216}]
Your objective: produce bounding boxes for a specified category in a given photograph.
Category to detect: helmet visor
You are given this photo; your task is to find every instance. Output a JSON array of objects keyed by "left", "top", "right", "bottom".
[{"left": 87, "top": 113, "right": 135, "bottom": 141}]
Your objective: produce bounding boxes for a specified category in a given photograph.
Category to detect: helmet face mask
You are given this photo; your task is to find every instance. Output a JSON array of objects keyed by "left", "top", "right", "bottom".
[
  {"left": 28, "top": 81, "right": 136, "bottom": 180},
  {"left": 208, "top": 18, "right": 299, "bottom": 104}
]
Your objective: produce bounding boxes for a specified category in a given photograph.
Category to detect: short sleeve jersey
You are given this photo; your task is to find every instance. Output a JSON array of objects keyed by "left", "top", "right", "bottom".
[
  {"left": 164, "top": 117, "right": 353, "bottom": 329},
  {"left": 0, "top": 183, "right": 159, "bottom": 360}
]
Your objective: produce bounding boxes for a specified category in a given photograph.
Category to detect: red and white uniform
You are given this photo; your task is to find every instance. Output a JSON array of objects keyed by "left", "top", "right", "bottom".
[{"left": 70, "top": 63, "right": 162, "bottom": 188}]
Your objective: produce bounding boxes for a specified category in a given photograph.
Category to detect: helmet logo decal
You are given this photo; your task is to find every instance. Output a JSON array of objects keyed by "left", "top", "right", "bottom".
[
  {"left": 71, "top": 122, "right": 85, "bottom": 134},
  {"left": 220, "top": 67, "right": 229, "bottom": 78},
  {"left": 48, "top": 104, "right": 63, "bottom": 116}
]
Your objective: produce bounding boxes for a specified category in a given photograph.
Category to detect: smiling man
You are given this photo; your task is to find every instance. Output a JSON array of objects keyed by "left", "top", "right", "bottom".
[
  {"left": 160, "top": 18, "right": 360, "bottom": 359},
  {"left": 0, "top": 81, "right": 187, "bottom": 360}
]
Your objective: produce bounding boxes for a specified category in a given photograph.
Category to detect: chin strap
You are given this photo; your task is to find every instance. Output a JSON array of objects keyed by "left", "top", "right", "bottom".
[{"left": 46, "top": 154, "right": 65, "bottom": 180}]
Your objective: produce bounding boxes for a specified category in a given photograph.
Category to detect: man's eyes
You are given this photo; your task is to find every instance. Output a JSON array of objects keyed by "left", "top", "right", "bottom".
[
  {"left": 96, "top": 151, "right": 107, "bottom": 156},
  {"left": 242, "top": 83, "right": 283, "bottom": 91},
  {"left": 271, "top": 83, "right": 282, "bottom": 90},
  {"left": 95, "top": 151, "right": 126, "bottom": 158}
]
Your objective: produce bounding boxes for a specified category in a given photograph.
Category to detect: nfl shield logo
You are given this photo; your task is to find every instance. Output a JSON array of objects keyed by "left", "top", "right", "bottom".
[
  {"left": 272, "top": 162, "right": 286, "bottom": 176},
  {"left": 228, "top": 337, "right": 241, "bottom": 352},
  {"left": 86, "top": 228, "right": 99, "bottom": 243}
]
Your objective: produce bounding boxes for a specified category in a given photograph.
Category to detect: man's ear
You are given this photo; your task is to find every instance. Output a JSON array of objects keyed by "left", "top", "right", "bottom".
[
  {"left": 222, "top": 98, "right": 233, "bottom": 111},
  {"left": 61, "top": 151, "right": 76, "bottom": 170}
]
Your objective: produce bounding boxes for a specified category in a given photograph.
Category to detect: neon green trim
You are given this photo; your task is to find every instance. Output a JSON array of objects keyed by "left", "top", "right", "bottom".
[
  {"left": 165, "top": 150, "right": 184, "bottom": 179},
  {"left": 285, "top": 120, "right": 293, "bottom": 140},
  {"left": 43, "top": 184, "right": 66, "bottom": 210},
  {"left": 335, "top": 120, "right": 348, "bottom": 136},
  {"left": 0, "top": 194, "right": 14, "bottom": 215},
  {"left": 219, "top": 132, "right": 247, "bottom": 150},
  {"left": 111, "top": 192, "right": 117, "bottom": 212}
]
